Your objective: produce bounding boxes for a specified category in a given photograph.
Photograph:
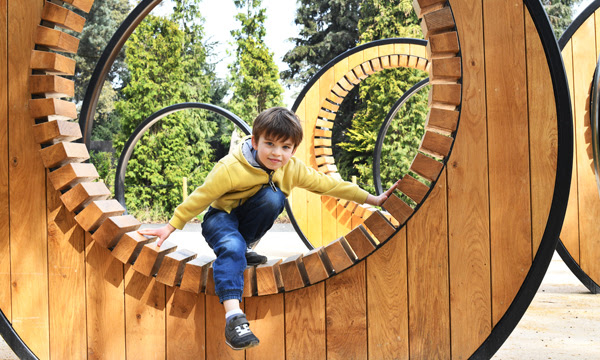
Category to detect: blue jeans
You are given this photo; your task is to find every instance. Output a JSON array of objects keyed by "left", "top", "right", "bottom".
[{"left": 201, "top": 186, "right": 286, "bottom": 303}]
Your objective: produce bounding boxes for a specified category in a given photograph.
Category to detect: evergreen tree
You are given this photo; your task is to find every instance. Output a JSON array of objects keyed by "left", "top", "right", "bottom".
[
  {"left": 114, "top": 2, "right": 217, "bottom": 220},
  {"left": 281, "top": 0, "right": 361, "bottom": 89},
  {"left": 227, "top": 0, "right": 284, "bottom": 124},
  {"left": 337, "top": 0, "right": 429, "bottom": 195},
  {"left": 73, "top": 0, "right": 131, "bottom": 141},
  {"left": 544, "top": 0, "right": 581, "bottom": 37}
]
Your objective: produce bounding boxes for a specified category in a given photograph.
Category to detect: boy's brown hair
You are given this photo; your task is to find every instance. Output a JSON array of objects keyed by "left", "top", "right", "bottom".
[{"left": 252, "top": 107, "right": 303, "bottom": 148}]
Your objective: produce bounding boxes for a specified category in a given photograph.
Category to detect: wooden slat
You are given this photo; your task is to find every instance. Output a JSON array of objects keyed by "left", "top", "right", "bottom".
[
  {"left": 425, "top": 106, "right": 460, "bottom": 134},
  {"left": 74, "top": 199, "right": 125, "bottom": 232},
  {"left": 370, "top": 57, "right": 383, "bottom": 72},
  {"left": 343, "top": 224, "right": 377, "bottom": 259},
  {"left": 446, "top": 0, "right": 493, "bottom": 356},
  {"left": 407, "top": 170, "right": 450, "bottom": 358},
  {"left": 8, "top": 1, "right": 49, "bottom": 356},
  {"left": 367, "top": 228, "right": 409, "bottom": 358},
  {"left": 291, "top": 99, "right": 308, "bottom": 238},
  {"left": 411, "top": 152, "right": 444, "bottom": 181},
  {"left": 484, "top": 0, "right": 531, "bottom": 325},
  {"left": 124, "top": 266, "right": 166, "bottom": 359},
  {"left": 380, "top": 55, "right": 392, "bottom": 69},
  {"left": 397, "top": 174, "right": 430, "bottom": 203},
  {"left": 30, "top": 50, "right": 76, "bottom": 75},
  {"left": 35, "top": 25, "right": 79, "bottom": 53},
  {"left": 416, "top": 57, "right": 429, "bottom": 71},
  {"left": 324, "top": 237, "right": 356, "bottom": 273},
  {"left": 305, "top": 84, "right": 323, "bottom": 246},
  {"left": 179, "top": 256, "right": 213, "bottom": 293},
  {"left": 255, "top": 259, "right": 284, "bottom": 295},
  {"left": 42, "top": 1, "right": 86, "bottom": 32},
  {"left": 85, "top": 235, "right": 126, "bottom": 359},
  {"left": 427, "top": 31, "right": 460, "bottom": 59},
  {"left": 242, "top": 266, "right": 256, "bottom": 297},
  {"left": 33, "top": 119, "right": 82, "bottom": 144},
  {"left": 383, "top": 194, "right": 414, "bottom": 225},
  {"left": 285, "top": 283, "right": 326, "bottom": 360},
  {"left": 132, "top": 241, "right": 177, "bottom": 277},
  {"left": 47, "top": 174, "right": 86, "bottom": 359},
  {"left": 246, "top": 294, "right": 285, "bottom": 360},
  {"left": 111, "top": 231, "right": 156, "bottom": 264},
  {"left": 204, "top": 266, "right": 215, "bottom": 296},
  {"left": 48, "top": 162, "right": 99, "bottom": 190},
  {"left": 429, "top": 83, "right": 462, "bottom": 107},
  {"left": 413, "top": 0, "right": 447, "bottom": 18},
  {"left": 429, "top": 56, "right": 462, "bottom": 82},
  {"left": 363, "top": 211, "right": 396, "bottom": 244},
  {"left": 205, "top": 294, "right": 244, "bottom": 360},
  {"left": 559, "top": 40, "right": 580, "bottom": 264},
  {"left": 39, "top": 141, "right": 89, "bottom": 168},
  {"left": 315, "top": 118, "right": 334, "bottom": 128},
  {"left": 302, "top": 247, "right": 332, "bottom": 284},
  {"left": 29, "top": 98, "right": 77, "bottom": 120},
  {"left": 325, "top": 261, "right": 367, "bottom": 359},
  {"left": 408, "top": 55, "right": 419, "bottom": 69},
  {"left": 61, "top": 0, "right": 94, "bottom": 13},
  {"left": 361, "top": 60, "right": 375, "bottom": 76},
  {"left": 92, "top": 214, "right": 141, "bottom": 248},
  {"left": 314, "top": 128, "right": 332, "bottom": 137},
  {"left": 314, "top": 147, "right": 333, "bottom": 156},
  {"left": 60, "top": 181, "right": 111, "bottom": 213},
  {"left": 166, "top": 288, "right": 206, "bottom": 359},
  {"left": 420, "top": 7, "right": 455, "bottom": 39},
  {"left": 155, "top": 249, "right": 197, "bottom": 287},
  {"left": 279, "top": 254, "right": 307, "bottom": 291},
  {"left": 571, "top": 15, "right": 600, "bottom": 281},
  {"left": 419, "top": 130, "right": 453, "bottom": 158},
  {"left": 525, "top": 11, "right": 557, "bottom": 254},
  {"left": 29, "top": 74, "right": 74, "bottom": 98},
  {"left": 0, "top": 0, "right": 9, "bottom": 320}
]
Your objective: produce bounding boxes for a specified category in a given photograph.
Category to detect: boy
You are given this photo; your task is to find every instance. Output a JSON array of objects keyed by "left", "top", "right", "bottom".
[{"left": 139, "top": 107, "right": 397, "bottom": 350}]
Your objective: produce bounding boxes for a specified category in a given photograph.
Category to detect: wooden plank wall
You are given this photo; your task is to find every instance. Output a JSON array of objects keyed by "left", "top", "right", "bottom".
[
  {"left": 1, "top": 0, "right": 561, "bottom": 359},
  {"left": 560, "top": 8, "right": 600, "bottom": 288}
]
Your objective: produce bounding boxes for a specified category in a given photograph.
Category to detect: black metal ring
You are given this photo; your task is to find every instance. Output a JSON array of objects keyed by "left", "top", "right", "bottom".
[
  {"left": 373, "top": 77, "right": 430, "bottom": 195},
  {"left": 114, "top": 102, "right": 314, "bottom": 251},
  {"left": 591, "top": 59, "right": 600, "bottom": 197}
]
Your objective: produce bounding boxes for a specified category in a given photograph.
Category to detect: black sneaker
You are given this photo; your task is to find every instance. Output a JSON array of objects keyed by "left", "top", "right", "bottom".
[
  {"left": 225, "top": 314, "right": 259, "bottom": 350},
  {"left": 245, "top": 250, "right": 268, "bottom": 266}
]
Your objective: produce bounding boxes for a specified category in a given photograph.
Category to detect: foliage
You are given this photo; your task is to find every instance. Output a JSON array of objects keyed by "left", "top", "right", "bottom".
[
  {"left": 73, "top": 0, "right": 131, "bottom": 141},
  {"left": 227, "top": 0, "right": 284, "bottom": 125},
  {"left": 337, "top": 0, "right": 429, "bottom": 194},
  {"left": 114, "top": 3, "right": 217, "bottom": 219},
  {"left": 281, "top": 0, "right": 361, "bottom": 89},
  {"left": 543, "top": 0, "right": 581, "bottom": 38}
]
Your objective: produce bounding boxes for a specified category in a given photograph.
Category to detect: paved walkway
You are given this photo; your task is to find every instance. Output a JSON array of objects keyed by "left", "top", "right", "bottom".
[{"left": 0, "top": 225, "right": 598, "bottom": 359}]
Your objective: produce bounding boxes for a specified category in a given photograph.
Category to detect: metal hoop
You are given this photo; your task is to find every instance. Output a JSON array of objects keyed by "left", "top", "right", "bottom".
[{"left": 373, "top": 77, "right": 430, "bottom": 195}]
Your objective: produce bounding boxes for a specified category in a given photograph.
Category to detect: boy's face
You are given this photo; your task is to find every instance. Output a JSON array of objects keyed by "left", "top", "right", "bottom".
[{"left": 251, "top": 135, "right": 296, "bottom": 171}]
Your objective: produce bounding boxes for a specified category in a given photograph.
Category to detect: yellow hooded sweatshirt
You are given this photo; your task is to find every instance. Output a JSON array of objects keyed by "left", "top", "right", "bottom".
[{"left": 169, "top": 138, "right": 369, "bottom": 230}]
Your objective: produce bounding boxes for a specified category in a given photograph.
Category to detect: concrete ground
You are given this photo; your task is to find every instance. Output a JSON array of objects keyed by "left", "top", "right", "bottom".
[{"left": 0, "top": 225, "right": 598, "bottom": 359}]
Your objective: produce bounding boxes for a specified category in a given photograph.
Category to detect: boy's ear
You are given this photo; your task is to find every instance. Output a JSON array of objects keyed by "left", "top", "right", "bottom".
[{"left": 251, "top": 136, "right": 258, "bottom": 150}]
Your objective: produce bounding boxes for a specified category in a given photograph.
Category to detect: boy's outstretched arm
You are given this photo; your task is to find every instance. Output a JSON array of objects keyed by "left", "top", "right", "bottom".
[
  {"left": 138, "top": 223, "right": 176, "bottom": 247},
  {"left": 364, "top": 179, "right": 400, "bottom": 207}
]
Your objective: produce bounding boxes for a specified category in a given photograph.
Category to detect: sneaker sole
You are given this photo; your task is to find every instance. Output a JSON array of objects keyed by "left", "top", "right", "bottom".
[{"left": 225, "top": 339, "right": 259, "bottom": 351}]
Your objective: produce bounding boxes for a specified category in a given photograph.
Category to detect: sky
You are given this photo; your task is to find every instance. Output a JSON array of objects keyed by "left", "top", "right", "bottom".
[{"left": 153, "top": 0, "right": 300, "bottom": 106}]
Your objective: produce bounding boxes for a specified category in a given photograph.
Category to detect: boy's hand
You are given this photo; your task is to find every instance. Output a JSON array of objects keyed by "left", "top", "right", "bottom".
[
  {"left": 365, "top": 179, "right": 400, "bottom": 207},
  {"left": 138, "top": 223, "right": 176, "bottom": 247}
]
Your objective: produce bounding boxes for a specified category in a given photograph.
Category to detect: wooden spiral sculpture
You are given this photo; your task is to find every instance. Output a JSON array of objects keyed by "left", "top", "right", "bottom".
[{"left": 0, "top": 0, "right": 572, "bottom": 359}]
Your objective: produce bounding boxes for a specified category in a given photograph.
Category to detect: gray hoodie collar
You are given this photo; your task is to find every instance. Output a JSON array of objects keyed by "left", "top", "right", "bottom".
[{"left": 242, "top": 138, "right": 262, "bottom": 168}]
